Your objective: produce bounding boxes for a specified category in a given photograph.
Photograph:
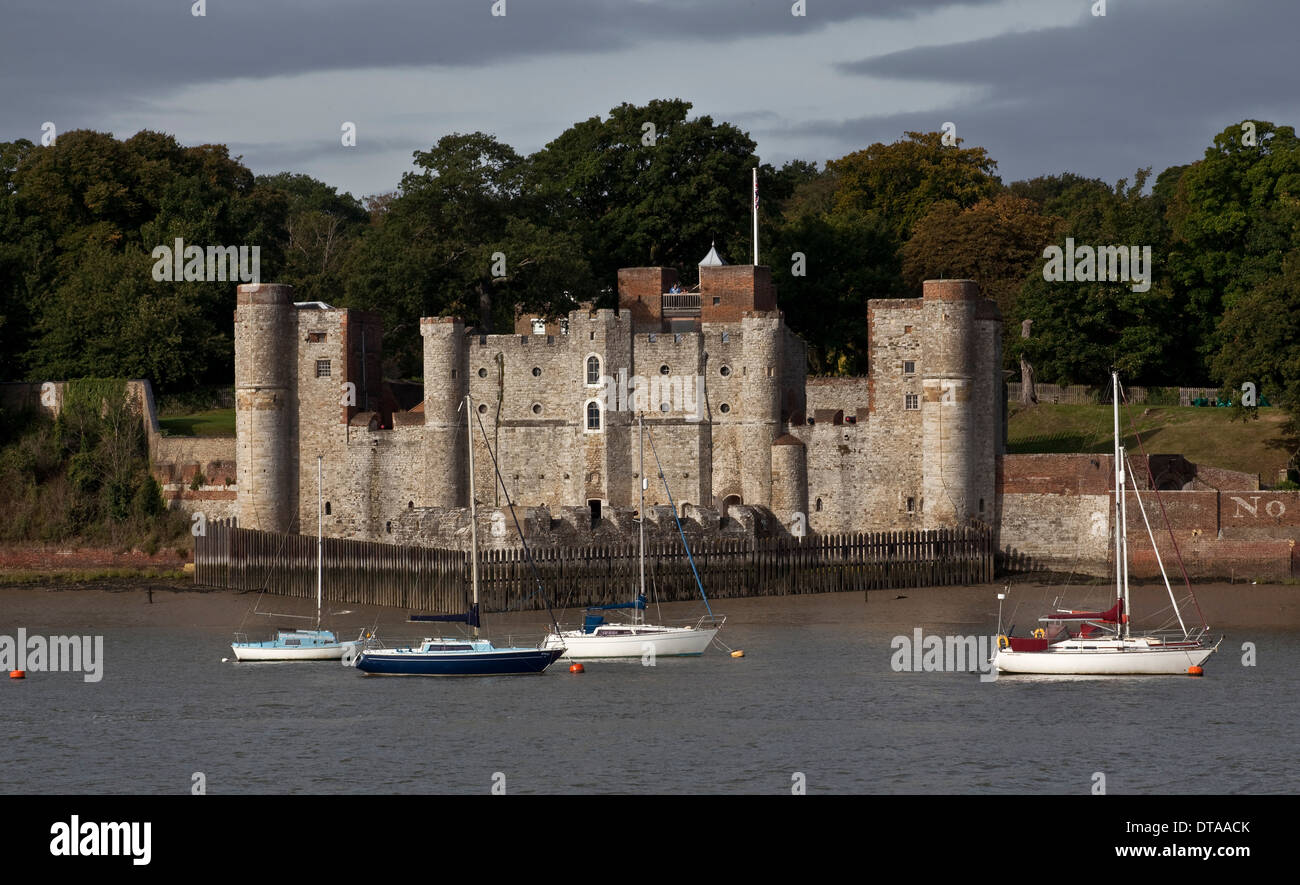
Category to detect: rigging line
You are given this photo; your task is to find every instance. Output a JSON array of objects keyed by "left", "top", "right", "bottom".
[
  {"left": 1124, "top": 449, "right": 1190, "bottom": 638},
  {"left": 643, "top": 422, "right": 713, "bottom": 617},
  {"left": 472, "top": 407, "right": 563, "bottom": 636},
  {"left": 1119, "top": 381, "right": 1209, "bottom": 630}
]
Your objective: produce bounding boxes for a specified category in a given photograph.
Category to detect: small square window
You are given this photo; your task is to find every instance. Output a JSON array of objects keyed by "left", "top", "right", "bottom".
[
  {"left": 307, "top": 331, "right": 326, "bottom": 343},
  {"left": 713, "top": 296, "right": 721, "bottom": 306},
  {"left": 648, "top": 333, "right": 657, "bottom": 343},
  {"left": 531, "top": 318, "right": 546, "bottom": 335},
  {"left": 315, "top": 359, "right": 331, "bottom": 378},
  {"left": 721, "top": 332, "right": 730, "bottom": 343},
  {"left": 903, "top": 360, "right": 915, "bottom": 374},
  {"left": 904, "top": 393, "right": 919, "bottom": 410}
]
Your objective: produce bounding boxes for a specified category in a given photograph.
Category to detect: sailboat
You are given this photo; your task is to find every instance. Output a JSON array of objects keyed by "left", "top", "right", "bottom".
[
  {"left": 541, "top": 412, "right": 724, "bottom": 659},
  {"left": 351, "top": 395, "right": 565, "bottom": 676},
  {"left": 231, "top": 455, "right": 364, "bottom": 662},
  {"left": 990, "top": 371, "right": 1221, "bottom": 676}
]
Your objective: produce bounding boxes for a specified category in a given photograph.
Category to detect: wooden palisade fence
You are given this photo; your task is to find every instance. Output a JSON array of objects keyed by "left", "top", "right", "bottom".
[{"left": 195, "top": 519, "right": 994, "bottom": 613}]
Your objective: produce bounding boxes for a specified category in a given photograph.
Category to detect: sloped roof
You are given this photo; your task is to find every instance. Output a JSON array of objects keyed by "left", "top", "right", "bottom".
[{"left": 699, "top": 242, "right": 727, "bottom": 266}]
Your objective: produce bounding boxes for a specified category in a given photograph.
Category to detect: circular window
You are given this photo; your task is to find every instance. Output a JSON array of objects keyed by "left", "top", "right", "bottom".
[
  {"left": 532, "top": 403, "right": 542, "bottom": 415},
  {"left": 719, "top": 365, "right": 731, "bottom": 377},
  {"left": 477, "top": 404, "right": 487, "bottom": 414},
  {"left": 720, "top": 403, "right": 730, "bottom": 413},
  {"left": 660, "top": 402, "right": 670, "bottom": 412},
  {"left": 478, "top": 368, "right": 487, "bottom": 378},
  {"left": 660, "top": 365, "right": 670, "bottom": 375},
  {"left": 531, "top": 367, "right": 541, "bottom": 377}
]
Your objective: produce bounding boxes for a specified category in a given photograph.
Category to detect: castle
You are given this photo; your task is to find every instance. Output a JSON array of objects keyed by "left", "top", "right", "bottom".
[{"left": 233, "top": 254, "right": 1005, "bottom": 546}]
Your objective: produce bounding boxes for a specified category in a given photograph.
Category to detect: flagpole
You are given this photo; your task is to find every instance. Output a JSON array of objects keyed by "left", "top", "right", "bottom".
[{"left": 752, "top": 167, "right": 759, "bottom": 265}]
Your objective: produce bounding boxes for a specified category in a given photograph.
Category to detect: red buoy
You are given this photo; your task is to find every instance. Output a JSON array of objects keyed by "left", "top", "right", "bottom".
[
  {"left": 1187, "top": 666, "right": 1204, "bottom": 677},
  {"left": 569, "top": 663, "right": 585, "bottom": 674},
  {"left": 9, "top": 670, "right": 25, "bottom": 679}
]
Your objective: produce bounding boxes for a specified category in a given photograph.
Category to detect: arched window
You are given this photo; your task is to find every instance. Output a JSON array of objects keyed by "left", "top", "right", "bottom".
[
  {"left": 586, "top": 356, "right": 600, "bottom": 386},
  {"left": 586, "top": 400, "right": 601, "bottom": 431}
]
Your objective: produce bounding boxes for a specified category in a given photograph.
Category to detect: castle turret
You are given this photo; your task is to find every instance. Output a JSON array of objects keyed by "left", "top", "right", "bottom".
[
  {"left": 920, "top": 279, "right": 982, "bottom": 527},
  {"left": 235, "top": 283, "right": 296, "bottom": 533},
  {"left": 770, "top": 434, "right": 808, "bottom": 533},
  {"left": 740, "top": 310, "right": 782, "bottom": 508},
  {"left": 421, "top": 317, "right": 468, "bottom": 507}
]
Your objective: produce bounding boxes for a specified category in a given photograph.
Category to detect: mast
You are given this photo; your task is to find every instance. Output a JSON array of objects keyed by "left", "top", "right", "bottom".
[
  {"left": 467, "top": 394, "right": 480, "bottom": 638},
  {"left": 639, "top": 411, "right": 646, "bottom": 626},
  {"left": 316, "top": 454, "right": 323, "bottom": 629},
  {"left": 1112, "top": 371, "right": 1130, "bottom": 639}
]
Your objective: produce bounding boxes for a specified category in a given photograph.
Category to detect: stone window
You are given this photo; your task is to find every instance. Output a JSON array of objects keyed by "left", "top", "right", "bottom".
[
  {"left": 648, "top": 333, "right": 657, "bottom": 343},
  {"left": 532, "top": 403, "right": 542, "bottom": 414},
  {"left": 307, "top": 331, "right": 326, "bottom": 343},
  {"left": 674, "top": 334, "right": 682, "bottom": 344},
  {"left": 478, "top": 367, "right": 487, "bottom": 378},
  {"left": 531, "top": 318, "right": 545, "bottom": 335},
  {"left": 903, "top": 360, "right": 915, "bottom": 374},
  {"left": 713, "top": 297, "right": 721, "bottom": 306},
  {"left": 720, "top": 403, "right": 730, "bottom": 413},
  {"left": 560, "top": 319, "right": 569, "bottom": 335},
  {"left": 315, "top": 359, "right": 331, "bottom": 377},
  {"left": 386, "top": 521, "right": 392, "bottom": 534},
  {"left": 531, "top": 366, "right": 541, "bottom": 377},
  {"left": 659, "top": 364, "right": 670, "bottom": 375},
  {"left": 904, "top": 325, "right": 913, "bottom": 334},
  {"left": 904, "top": 394, "right": 919, "bottom": 410},
  {"left": 325, "top": 502, "right": 332, "bottom": 515},
  {"left": 478, "top": 403, "right": 487, "bottom": 413},
  {"left": 719, "top": 365, "right": 730, "bottom": 377},
  {"left": 979, "top": 497, "right": 985, "bottom": 513},
  {"left": 585, "top": 400, "right": 601, "bottom": 432},
  {"left": 906, "top": 497, "right": 915, "bottom": 514},
  {"left": 815, "top": 498, "right": 823, "bottom": 512},
  {"left": 659, "top": 402, "right": 670, "bottom": 412},
  {"left": 721, "top": 332, "right": 730, "bottom": 343},
  {"left": 586, "top": 356, "right": 600, "bottom": 385}
]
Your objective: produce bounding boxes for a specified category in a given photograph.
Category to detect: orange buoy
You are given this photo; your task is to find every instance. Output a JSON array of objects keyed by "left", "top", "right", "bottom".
[
  {"left": 9, "top": 670, "right": 25, "bottom": 679},
  {"left": 569, "top": 663, "right": 585, "bottom": 674},
  {"left": 730, "top": 650, "right": 745, "bottom": 658},
  {"left": 1187, "top": 666, "right": 1204, "bottom": 677}
]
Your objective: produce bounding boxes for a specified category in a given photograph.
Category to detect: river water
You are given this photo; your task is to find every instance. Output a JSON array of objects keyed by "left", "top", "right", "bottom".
[{"left": 2, "top": 583, "right": 1296, "bottom": 794}]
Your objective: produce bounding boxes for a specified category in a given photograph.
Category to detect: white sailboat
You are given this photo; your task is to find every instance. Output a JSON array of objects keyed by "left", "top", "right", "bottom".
[
  {"left": 542, "top": 412, "right": 724, "bottom": 659},
  {"left": 231, "top": 456, "right": 364, "bottom": 662},
  {"left": 990, "top": 371, "right": 1220, "bottom": 675}
]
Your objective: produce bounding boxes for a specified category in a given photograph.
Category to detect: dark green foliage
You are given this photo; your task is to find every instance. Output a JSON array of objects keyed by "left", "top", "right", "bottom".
[{"left": 0, "top": 378, "right": 185, "bottom": 545}]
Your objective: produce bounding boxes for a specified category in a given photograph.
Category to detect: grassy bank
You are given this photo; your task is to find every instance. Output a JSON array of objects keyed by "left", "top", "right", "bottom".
[{"left": 1007, "top": 402, "right": 1296, "bottom": 480}]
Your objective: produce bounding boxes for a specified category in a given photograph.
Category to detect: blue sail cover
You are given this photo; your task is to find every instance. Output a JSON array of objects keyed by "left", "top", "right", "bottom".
[
  {"left": 586, "top": 594, "right": 646, "bottom": 612},
  {"left": 410, "top": 603, "right": 481, "bottom": 628}
]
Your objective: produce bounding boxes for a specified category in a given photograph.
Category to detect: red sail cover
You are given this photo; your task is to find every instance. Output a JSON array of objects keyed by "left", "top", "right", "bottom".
[{"left": 1048, "top": 599, "right": 1123, "bottom": 623}]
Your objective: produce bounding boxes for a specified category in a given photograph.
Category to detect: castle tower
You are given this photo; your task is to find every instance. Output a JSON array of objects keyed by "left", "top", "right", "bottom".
[
  {"left": 420, "top": 317, "right": 468, "bottom": 507},
  {"left": 235, "top": 283, "right": 296, "bottom": 533},
  {"left": 770, "top": 434, "right": 809, "bottom": 533},
  {"left": 920, "top": 279, "right": 982, "bottom": 527},
  {"left": 740, "top": 311, "right": 782, "bottom": 508}
]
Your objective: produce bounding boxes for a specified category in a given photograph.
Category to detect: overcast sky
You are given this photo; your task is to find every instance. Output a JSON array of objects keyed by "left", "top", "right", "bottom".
[{"left": 1, "top": 0, "right": 1292, "bottom": 199}]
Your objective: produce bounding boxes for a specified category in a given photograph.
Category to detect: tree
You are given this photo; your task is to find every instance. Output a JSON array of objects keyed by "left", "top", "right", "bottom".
[
  {"left": 528, "top": 99, "right": 764, "bottom": 287},
  {"left": 826, "top": 131, "right": 1001, "bottom": 243}
]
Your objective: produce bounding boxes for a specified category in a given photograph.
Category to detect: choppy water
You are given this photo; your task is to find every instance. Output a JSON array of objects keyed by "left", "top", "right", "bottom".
[{"left": 2, "top": 588, "right": 1296, "bottom": 794}]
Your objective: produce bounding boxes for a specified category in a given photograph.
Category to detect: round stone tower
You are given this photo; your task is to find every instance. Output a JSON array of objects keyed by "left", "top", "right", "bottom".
[
  {"left": 235, "top": 283, "right": 296, "bottom": 533},
  {"left": 740, "top": 313, "right": 782, "bottom": 509},
  {"left": 770, "top": 434, "right": 808, "bottom": 534},
  {"left": 920, "top": 279, "right": 981, "bottom": 527},
  {"left": 421, "top": 317, "right": 468, "bottom": 507}
]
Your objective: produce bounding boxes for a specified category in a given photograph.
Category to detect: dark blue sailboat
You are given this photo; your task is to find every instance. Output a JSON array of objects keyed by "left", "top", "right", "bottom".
[{"left": 351, "top": 395, "right": 565, "bottom": 676}]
